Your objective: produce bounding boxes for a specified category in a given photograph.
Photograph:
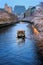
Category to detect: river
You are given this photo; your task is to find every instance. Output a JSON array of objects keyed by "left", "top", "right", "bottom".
[{"left": 0, "top": 22, "right": 42, "bottom": 65}]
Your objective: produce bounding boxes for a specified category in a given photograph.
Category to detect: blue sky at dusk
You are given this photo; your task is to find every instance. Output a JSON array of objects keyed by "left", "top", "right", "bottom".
[{"left": 0, "top": 0, "right": 43, "bottom": 9}]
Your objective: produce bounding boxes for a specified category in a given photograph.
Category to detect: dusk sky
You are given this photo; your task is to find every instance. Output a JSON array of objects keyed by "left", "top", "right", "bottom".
[{"left": 0, "top": 0, "right": 43, "bottom": 9}]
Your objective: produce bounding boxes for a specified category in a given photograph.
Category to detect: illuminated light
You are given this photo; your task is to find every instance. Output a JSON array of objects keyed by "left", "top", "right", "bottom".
[{"left": 32, "top": 25, "right": 40, "bottom": 35}]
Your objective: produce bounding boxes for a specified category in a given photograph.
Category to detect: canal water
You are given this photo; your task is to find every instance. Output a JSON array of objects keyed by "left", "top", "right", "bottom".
[{"left": 0, "top": 22, "right": 42, "bottom": 65}]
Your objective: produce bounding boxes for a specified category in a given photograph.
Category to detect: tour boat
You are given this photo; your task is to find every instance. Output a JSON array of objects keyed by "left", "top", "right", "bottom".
[{"left": 17, "top": 30, "right": 25, "bottom": 39}]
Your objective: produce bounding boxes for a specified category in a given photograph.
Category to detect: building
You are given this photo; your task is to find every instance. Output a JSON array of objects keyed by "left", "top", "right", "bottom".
[
  {"left": 24, "top": 6, "right": 36, "bottom": 17},
  {"left": 4, "top": 4, "right": 12, "bottom": 13},
  {"left": 14, "top": 5, "right": 26, "bottom": 16},
  {"left": 0, "top": 9, "right": 10, "bottom": 19},
  {"left": 0, "top": 8, "right": 18, "bottom": 22}
]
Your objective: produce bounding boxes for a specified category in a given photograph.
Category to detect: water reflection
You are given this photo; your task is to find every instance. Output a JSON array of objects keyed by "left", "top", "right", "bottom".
[{"left": 16, "top": 38, "right": 25, "bottom": 46}]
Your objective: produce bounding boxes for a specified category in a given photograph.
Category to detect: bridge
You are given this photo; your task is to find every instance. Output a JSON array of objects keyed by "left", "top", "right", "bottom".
[{"left": 17, "top": 17, "right": 34, "bottom": 24}]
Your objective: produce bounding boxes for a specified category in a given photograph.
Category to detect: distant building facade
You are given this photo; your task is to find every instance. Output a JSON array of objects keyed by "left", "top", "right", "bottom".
[
  {"left": 14, "top": 5, "right": 26, "bottom": 16},
  {"left": 0, "top": 9, "right": 18, "bottom": 22},
  {"left": 4, "top": 4, "right": 12, "bottom": 13},
  {"left": 0, "top": 9, "right": 10, "bottom": 19},
  {"left": 24, "top": 6, "right": 36, "bottom": 17}
]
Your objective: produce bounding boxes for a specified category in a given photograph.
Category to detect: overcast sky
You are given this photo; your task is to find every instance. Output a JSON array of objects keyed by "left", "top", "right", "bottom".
[{"left": 0, "top": 0, "right": 43, "bottom": 9}]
